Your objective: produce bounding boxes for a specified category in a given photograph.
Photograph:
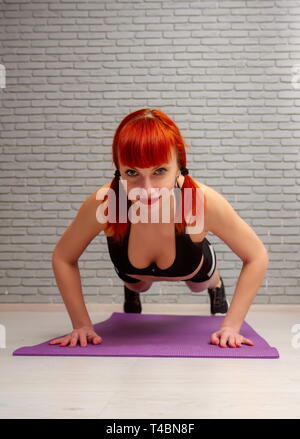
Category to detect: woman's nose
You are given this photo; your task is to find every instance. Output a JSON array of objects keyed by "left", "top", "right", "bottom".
[{"left": 140, "top": 178, "right": 157, "bottom": 197}]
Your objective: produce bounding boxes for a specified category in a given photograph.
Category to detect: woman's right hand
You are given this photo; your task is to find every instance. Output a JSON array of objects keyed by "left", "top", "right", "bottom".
[{"left": 48, "top": 325, "right": 103, "bottom": 348}]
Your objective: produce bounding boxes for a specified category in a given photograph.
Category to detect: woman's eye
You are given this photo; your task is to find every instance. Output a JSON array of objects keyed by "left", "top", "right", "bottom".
[
  {"left": 125, "top": 168, "right": 167, "bottom": 177},
  {"left": 155, "top": 168, "right": 167, "bottom": 175},
  {"left": 125, "top": 170, "right": 137, "bottom": 177}
]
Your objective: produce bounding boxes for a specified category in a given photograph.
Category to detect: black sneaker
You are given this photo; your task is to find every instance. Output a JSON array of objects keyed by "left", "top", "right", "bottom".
[
  {"left": 207, "top": 276, "right": 229, "bottom": 315},
  {"left": 123, "top": 285, "right": 142, "bottom": 313}
]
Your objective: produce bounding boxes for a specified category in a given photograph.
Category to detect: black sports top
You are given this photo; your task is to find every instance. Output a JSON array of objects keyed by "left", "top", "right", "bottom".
[{"left": 106, "top": 219, "right": 205, "bottom": 279}]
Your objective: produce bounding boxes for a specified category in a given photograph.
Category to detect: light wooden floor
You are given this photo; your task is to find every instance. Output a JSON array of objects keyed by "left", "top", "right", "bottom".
[{"left": 0, "top": 303, "right": 300, "bottom": 419}]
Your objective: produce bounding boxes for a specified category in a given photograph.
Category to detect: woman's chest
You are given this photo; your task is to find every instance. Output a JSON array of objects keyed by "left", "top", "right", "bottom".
[{"left": 127, "top": 222, "right": 207, "bottom": 272}]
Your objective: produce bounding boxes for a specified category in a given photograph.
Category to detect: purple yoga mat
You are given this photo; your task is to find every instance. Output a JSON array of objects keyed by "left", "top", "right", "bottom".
[{"left": 13, "top": 312, "right": 279, "bottom": 359}]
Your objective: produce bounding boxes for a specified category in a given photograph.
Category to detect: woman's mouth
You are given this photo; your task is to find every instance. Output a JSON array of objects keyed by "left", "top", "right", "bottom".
[{"left": 139, "top": 196, "right": 161, "bottom": 205}]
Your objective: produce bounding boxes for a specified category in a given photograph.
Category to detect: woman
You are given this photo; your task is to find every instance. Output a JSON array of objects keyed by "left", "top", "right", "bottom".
[{"left": 50, "top": 109, "right": 269, "bottom": 349}]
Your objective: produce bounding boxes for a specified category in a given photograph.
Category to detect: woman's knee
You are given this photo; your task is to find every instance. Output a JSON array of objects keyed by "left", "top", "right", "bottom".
[
  {"left": 124, "top": 280, "right": 153, "bottom": 293},
  {"left": 185, "top": 269, "right": 220, "bottom": 293},
  {"left": 185, "top": 279, "right": 210, "bottom": 293}
]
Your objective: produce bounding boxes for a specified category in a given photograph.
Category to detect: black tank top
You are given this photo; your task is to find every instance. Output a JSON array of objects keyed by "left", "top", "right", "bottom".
[{"left": 106, "top": 219, "right": 205, "bottom": 278}]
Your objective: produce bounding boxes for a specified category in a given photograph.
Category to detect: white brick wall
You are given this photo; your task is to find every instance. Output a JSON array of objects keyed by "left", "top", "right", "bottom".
[{"left": 0, "top": 0, "right": 299, "bottom": 304}]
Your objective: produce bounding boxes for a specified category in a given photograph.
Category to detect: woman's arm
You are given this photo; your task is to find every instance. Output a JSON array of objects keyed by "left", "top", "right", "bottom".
[
  {"left": 219, "top": 255, "right": 268, "bottom": 332},
  {"left": 202, "top": 184, "right": 269, "bottom": 338},
  {"left": 52, "top": 257, "right": 93, "bottom": 329},
  {"left": 52, "top": 185, "right": 109, "bottom": 329}
]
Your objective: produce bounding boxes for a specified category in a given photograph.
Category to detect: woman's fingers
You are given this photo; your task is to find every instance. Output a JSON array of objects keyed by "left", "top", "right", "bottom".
[
  {"left": 86, "top": 331, "right": 101, "bottom": 345},
  {"left": 92, "top": 333, "right": 103, "bottom": 344},
  {"left": 210, "top": 331, "right": 254, "bottom": 348},
  {"left": 228, "top": 334, "right": 236, "bottom": 348},
  {"left": 79, "top": 332, "right": 87, "bottom": 347},
  {"left": 69, "top": 334, "right": 78, "bottom": 347},
  {"left": 242, "top": 337, "right": 254, "bottom": 346},
  {"left": 210, "top": 332, "right": 220, "bottom": 345},
  {"left": 48, "top": 337, "right": 67, "bottom": 346},
  {"left": 48, "top": 339, "right": 57, "bottom": 345},
  {"left": 48, "top": 331, "right": 103, "bottom": 348},
  {"left": 61, "top": 336, "right": 72, "bottom": 347},
  {"left": 219, "top": 334, "right": 229, "bottom": 348}
]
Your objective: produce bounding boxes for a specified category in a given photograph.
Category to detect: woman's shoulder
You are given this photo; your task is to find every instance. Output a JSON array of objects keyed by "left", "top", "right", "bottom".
[
  {"left": 92, "top": 179, "right": 116, "bottom": 237},
  {"left": 192, "top": 178, "right": 208, "bottom": 191},
  {"left": 192, "top": 179, "right": 212, "bottom": 206},
  {"left": 192, "top": 179, "right": 241, "bottom": 234},
  {"left": 192, "top": 179, "right": 219, "bottom": 201},
  {"left": 97, "top": 178, "right": 114, "bottom": 191},
  {"left": 192, "top": 179, "right": 233, "bottom": 214},
  {"left": 92, "top": 179, "right": 114, "bottom": 199},
  {"left": 191, "top": 179, "right": 225, "bottom": 232}
]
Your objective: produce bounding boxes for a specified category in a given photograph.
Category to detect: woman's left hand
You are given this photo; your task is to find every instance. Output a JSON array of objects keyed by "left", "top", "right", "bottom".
[{"left": 210, "top": 326, "right": 254, "bottom": 348}]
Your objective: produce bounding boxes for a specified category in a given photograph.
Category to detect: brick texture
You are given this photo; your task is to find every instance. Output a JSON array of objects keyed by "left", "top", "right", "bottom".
[{"left": 0, "top": 0, "right": 299, "bottom": 304}]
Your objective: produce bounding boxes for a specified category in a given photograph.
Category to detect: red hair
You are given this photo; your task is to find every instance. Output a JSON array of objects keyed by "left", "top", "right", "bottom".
[{"left": 103, "top": 108, "right": 201, "bottom": 243}]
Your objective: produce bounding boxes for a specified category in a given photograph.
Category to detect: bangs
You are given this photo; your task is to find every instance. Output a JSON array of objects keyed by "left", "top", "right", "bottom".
[{"left": 117, "top": 117, "right": 175, "bottom": 169}]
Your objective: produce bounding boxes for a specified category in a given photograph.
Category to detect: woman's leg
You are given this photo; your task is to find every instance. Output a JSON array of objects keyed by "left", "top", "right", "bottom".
[
  {"left": 185, "top": 268, "right": 221, "bottom": 293},
  {"left": 185, "top": 238, "right": 221, "bottom": 293},
  {"left": 124, "top": 280, "right": 153, "bottom": 293},
  {"left": 184, "top": 239, "right": 228, "bottom": 314},
  {"left": 123, "top": 280, "right": 153, "bottom": 313},
  {"left": 207, "top": 268, "right": 222, "bottom": 289},
  {"left": 186, "top": 275, "right": 212, "bottom": 293}
]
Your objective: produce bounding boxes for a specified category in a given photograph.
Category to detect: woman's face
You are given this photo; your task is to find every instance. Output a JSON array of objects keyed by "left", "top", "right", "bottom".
[{"left": 118, "top": 148, "right": 181, "bottom": 205}]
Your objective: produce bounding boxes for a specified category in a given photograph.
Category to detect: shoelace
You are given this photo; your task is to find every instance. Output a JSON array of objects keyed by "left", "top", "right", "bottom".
[
  {"left": 213, "top": 290, "right": 223, "bottom": 306},
  {"left": 209, "top": 280, "right": 224, "bottom": 306}
]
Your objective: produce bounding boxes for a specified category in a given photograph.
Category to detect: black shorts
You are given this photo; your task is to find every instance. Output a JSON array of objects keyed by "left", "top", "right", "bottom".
[
  {"left": 112, "top": 237, "right": 217, "bottom": 285},
  {"left": 185, "top": 238, "right": 217, "bottom": 283}
]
